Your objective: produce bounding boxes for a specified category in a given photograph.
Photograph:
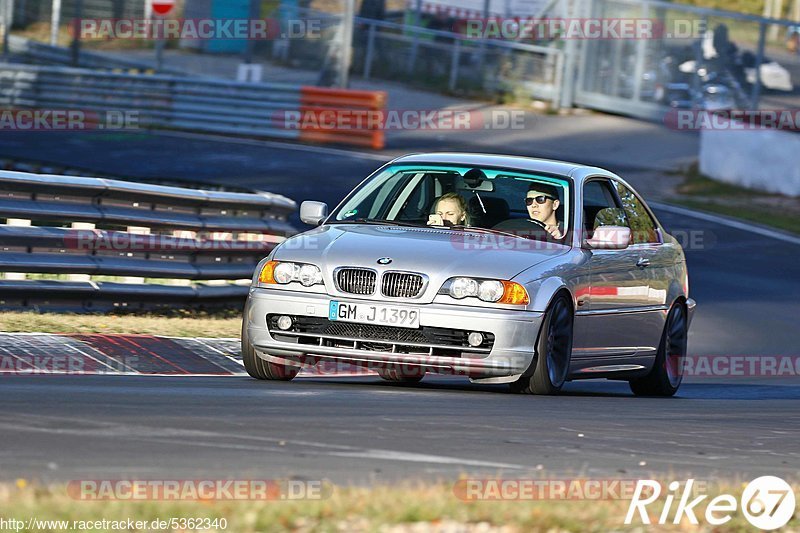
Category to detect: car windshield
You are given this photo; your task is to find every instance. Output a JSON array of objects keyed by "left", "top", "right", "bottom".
[{"left": 329, "top": 164, "right": 571, "bottom": 241}]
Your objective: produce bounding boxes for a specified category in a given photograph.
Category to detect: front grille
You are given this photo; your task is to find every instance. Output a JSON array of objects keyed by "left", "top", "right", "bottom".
[
  {"left": 335, "top": 268, "right": 376, "bottom": 295},
  {"left": 267, "top": 315, "right": 495, "bottom": 356},
  {"left": 324, "top": 322, "right": 428, "bottom": 344},
  {"left": 382, "top": 272, "right": 424, "bottom": 298}
]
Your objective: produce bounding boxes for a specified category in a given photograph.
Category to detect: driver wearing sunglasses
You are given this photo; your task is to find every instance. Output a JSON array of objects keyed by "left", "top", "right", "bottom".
[{"left": 525, "top": 183, "right": 563, "bottom": 239}]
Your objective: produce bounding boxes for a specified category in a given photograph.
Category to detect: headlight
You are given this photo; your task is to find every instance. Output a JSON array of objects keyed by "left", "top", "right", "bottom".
[
  {"left": 440, "top": 277, "right": 529, "bottom": 305},
  {"left": 450, "top": 277, "right": 479, "bottom": 299},
  {"left": 259, "top": 261, "right": 324, "bottom": 287}
]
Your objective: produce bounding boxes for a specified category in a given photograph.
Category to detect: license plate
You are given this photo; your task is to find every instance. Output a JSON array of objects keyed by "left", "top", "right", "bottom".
[{"left": 329, "top": 301, "right": 420, "bottom": 329}]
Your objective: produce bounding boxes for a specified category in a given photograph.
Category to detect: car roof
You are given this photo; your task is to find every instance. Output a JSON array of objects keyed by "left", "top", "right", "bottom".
[{"left": 389, "top": 152, "right": 611, "bottom": 181}]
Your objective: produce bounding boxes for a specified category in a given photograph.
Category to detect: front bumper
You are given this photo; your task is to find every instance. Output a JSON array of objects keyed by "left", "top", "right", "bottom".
[{"left": 245, "top": 287, "right": 543, "bottom": 381}]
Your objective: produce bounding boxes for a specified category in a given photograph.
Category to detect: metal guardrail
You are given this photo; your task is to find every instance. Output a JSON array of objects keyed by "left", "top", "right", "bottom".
[
  {"left": 0, "top": 62, "right": 387, "bottom": 149},
  {"left": 7, "top": 35, "right": 175, "bottom": 73},
  {"left": 0, "top": 170, "right": 297, "bottom": 311}
]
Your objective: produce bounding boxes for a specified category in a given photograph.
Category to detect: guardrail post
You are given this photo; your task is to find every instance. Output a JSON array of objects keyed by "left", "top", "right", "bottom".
[
  {"left": 69, "top": 222, "right": 94, "bottom": 282},
  {"left": 407, "top": 33, "right": 419, "bottom": 74},
  {"left": 125, "top": 226, "right": 149, "bottom": 284},
  {"left": 552, "top": 51, "right": 564, "bottom": 110},
  {"left": 4, "top": 218, "right": 29, "bottom": 281},
  {"left": 448, "top": 38, "right": 461, "bottom": 92},
  {"left": 363, "top": 23, "right": 376, "bottom": 80}
]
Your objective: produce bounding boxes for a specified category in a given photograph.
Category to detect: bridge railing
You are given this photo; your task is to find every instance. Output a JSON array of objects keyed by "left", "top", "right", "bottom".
[{"left": 0, "top": 170, "right": 297, "bottom": 312}]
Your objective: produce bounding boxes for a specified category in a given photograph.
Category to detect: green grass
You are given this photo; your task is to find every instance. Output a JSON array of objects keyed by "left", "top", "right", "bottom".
[
  {"left": 1, "top": 479, "right": 796, "bottom": 532},
  {"left": 672, "top": 163, "right": 800, "bottom": 235},
  {"left": 0, "top": 310, "right": 241, "bottom": 338}
]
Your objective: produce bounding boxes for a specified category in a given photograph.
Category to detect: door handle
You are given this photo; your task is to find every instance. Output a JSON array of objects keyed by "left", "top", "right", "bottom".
[{"left": 636, "top": 257, "right": 651, "bottom": 268}]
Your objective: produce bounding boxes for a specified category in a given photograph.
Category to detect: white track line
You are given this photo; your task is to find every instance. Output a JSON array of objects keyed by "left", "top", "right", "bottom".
[
  {"left": 155, "top": 130, "right": 391, "bottom": 162},
  {"left": 651, "top": 201, "right": 800, "bottom": 246}
]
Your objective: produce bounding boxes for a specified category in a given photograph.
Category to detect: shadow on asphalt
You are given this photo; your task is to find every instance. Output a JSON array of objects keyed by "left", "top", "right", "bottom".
[{"left": 288, "top": 376, "right": 800, "bottom": 400}]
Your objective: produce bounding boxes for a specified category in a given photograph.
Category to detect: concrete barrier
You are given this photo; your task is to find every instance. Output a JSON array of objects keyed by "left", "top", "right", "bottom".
[{"left": 699, "top": 116, "right": 800, "bottom": 197}]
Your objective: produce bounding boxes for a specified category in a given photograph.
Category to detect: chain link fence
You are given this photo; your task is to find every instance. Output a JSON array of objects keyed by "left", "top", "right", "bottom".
[{"left": 4, "top": 0, "right": 799, "bottom": 116}]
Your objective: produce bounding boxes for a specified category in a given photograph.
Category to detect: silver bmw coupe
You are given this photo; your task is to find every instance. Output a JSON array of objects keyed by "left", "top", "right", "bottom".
[{"left": 242, "top": 153, "right": 696, "bottom": 396}]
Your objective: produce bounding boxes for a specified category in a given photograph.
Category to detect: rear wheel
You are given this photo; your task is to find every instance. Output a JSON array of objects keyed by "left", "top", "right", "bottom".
[
  {"left": 510, "top": 293, "right": 573, "bottom": 395},
  {"left": 629, "top": 302, "right": 687, "bottom": 397},
  {"left": 241, "top": 322, "right": 300, "bottom": 381}
]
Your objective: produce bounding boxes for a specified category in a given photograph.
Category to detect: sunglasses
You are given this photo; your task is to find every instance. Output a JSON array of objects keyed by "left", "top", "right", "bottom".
[{"left": 525, "top": 195, "right": 555, "bottom": 206}]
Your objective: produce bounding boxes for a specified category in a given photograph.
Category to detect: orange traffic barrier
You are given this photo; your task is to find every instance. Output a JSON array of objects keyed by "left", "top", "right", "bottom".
[{"left": 298, "top": 86, "right": 387, "bottom": 150}]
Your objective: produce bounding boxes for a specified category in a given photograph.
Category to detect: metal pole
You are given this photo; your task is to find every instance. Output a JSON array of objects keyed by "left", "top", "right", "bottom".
[
  {"left": 407, "top": 0, "right": 421, "bottom": 74},
  {"left": 70, "top": 0, "right": 83, "bottom": 66},
  {"left": 477, "top": 0, "right": 490, "bottom": 81},
  {"left": 691, "top": 17, "right": 706, "bottom": 110},
  {"left": 750, "top": 22, "right": 766, "bottom": 109},
  {"left": 768, "top": 0, "right": 784, "bottom": 41},
  {"left": 559, "top": 0, "right": 584, "bottom": 109},
  {"left": 363, "top": 22, "right": 376, "bottom": 79},
  {"left": 2, "top": 0, "right": 14, "bottom": 59},
  {"left": 50, "top": 0, "right": 62, "bottom": 46},
  {"left": 243, "top": 0, "right": 259, "bottom": 64},
  {"left": 338, "top": 0, "right": 355, "bottom": 88},
  {"left": 631, "top": 3, "right": 649, "bottom": 102}
]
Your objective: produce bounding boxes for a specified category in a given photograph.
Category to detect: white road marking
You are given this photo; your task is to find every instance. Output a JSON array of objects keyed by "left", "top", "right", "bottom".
[
  {"left": 324, "top": 449, "right": 523, "bottom": 469},
  {"left": 0, "top": 418, "right": 526, "bottom": 469},
  {"left": 651, "top": 201, "right": 800, "bottom": 246},
  {"left": 155, "top": 130, "right": 391, "bottom": 161}
]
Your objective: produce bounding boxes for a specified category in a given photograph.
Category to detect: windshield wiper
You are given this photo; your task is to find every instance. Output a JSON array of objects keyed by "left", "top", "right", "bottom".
[
  {"left": 331, "top": 218, "right": 423, "bottom": 228},
  {"left": 450, "top": 225, "right": 530, "bottom": 240}
]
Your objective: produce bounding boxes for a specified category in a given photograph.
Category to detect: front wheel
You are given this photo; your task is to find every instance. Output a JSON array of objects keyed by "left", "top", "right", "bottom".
[
  {"left": 241, "top": 322, "right": 300, "bottom": 381},
  {"left": 510, "top": 293, "right": 574, "bottom": 395},
  {"left": 629, "top": 302, "right": 688, "bottom": 397}
]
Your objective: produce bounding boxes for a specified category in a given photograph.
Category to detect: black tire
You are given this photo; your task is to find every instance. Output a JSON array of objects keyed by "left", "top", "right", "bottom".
[
  {"left": 377, "top": 367, "right": 425, "bottom": 383},
  {"left": 241, "top": 322, "right": 300, "bottom": 381},
  {"left": 510, "top": 293, "right": 574, "bottom": 395},
  {"left": 629, "top": 302, "right": 688, "bottom": 397}
]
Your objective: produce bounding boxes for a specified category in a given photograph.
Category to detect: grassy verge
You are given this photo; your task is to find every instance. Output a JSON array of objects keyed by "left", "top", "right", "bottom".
[
  {"left": 1, "top": 479, "right": 796, "bottom": 532},
  {"left": 0, "top": 311, "right": 241, "bottom": 338},
  {"left": 671, "top": 163, "right": 800, "bottom": 235}
]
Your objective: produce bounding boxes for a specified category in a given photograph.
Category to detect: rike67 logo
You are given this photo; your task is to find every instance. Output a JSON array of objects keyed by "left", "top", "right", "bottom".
[{"left": 625, "top": 476, "right": 796, "bottom": 530}]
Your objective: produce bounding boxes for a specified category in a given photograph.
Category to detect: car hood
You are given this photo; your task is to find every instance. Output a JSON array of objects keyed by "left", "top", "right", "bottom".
[{"left": 273, "top": 224, "right": 569, "bottom": 302}]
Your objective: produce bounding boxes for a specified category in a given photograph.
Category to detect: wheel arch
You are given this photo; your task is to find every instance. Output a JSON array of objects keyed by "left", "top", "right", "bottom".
[{"left": 527, "top": 277, "right": 576, "bottom": 313}]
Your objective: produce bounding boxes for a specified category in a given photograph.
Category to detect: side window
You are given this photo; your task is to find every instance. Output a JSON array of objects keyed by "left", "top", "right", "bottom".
[
  {"left": 614, "top": 182, "right": 659, "bottom": 244},
  {"left": 583, "top": 179, "right": 628, "bottom": 238}
]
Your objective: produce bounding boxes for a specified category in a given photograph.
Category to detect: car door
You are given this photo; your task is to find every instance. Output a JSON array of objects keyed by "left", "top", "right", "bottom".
[
  {"left": 611, "top": 179, "right": 672, "bottom": 352},
  {"left": 572, "top": 178, "right": 656, "bottom": 364}
]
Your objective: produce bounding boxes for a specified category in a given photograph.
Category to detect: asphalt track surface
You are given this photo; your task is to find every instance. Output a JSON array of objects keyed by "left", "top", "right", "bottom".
[{"left": 1, "top": 133, "right": 799, "bottom": 485}]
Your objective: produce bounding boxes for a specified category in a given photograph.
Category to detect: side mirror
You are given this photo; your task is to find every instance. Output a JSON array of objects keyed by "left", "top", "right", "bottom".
[
  {"left": 586, "top": 225, "right": 630, "bottom": 250},
  {"left": 300, "top": 201, "right": 329, "bottom": 226}
]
